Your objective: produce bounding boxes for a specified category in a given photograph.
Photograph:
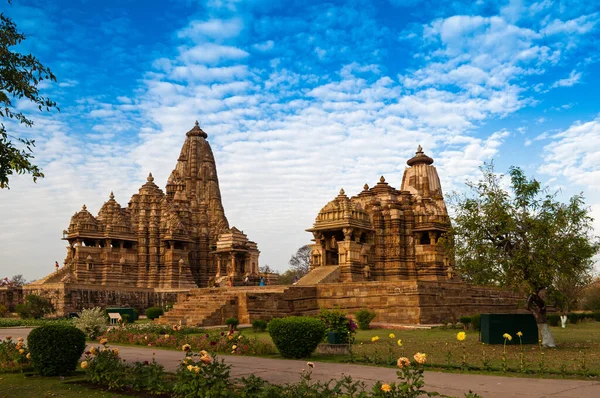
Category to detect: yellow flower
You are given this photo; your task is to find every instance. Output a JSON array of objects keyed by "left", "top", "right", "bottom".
[
  {"left": 90, "top": 347, "right": 98, "bottom": 356},
  {"left": 164, "top": 334, "right": 170, "bottom": 339},
  {"left": 381, "top": 384, "right": 392, "bottom": 393},
  {"left": 232, "top": 345, "right": 237, "bottom": 350},
  {"left": 228, "top": 335, "right": 234, "bottom": 340},
  {"left": 80, "top": 361, "right": 88, "bottom": 369},
  {"left": 183, "top": 357, "right": 191, "bottom": 364},
  {"left": 113, "top": 348, "right": 119, "bottom": 355},
  {"left": 457, "top": 332, "right": 466, "bottom": 341},
  {"left": 199, "top": 350, "right": 208, "bottom": 356},
  {"left": 371, "top": 336, "right": 380, "bottom": 342},
  {"left": 15, "top": 342, "right": 22, "bottom": 350},
  {"left": 26, "top": 353, "right": 31, "bottom": 360},
  {"left": 238, "top": 335, "right": 243, "bottom": 340},
  {"left": 200, "top": 355, "right": 212, "bottom": 364},
  {"left": 99, "top": 338, "right": 108, "bottom": 345},
  {"left": 19, "top": 349, "right": 25, "bottom": 354},
  {"left": 193, "top": 366, "right": 201, "bottom": 373},
  {"left": 396, "top": 357, "right": 410, "bottom": 368},
  {"left": 307, "top": 362, "right": 314, "bottom": 368},
  {"left": 187, "top": 364, "right": 193, "bottom": 371},
  {"left": 397, "top": 339, "right": 402, "bottom": 347},
  {"left": 389, "top": 333, "right": 395, "bottom": 339},
  {"left": 503, "top": 333, "right": 512, "bottom": 341},
  {"left": 182, "top": 344, "right": 191, "bottom": 352},
  {"left": 517, "top": 331, "right": 523, "bottom": 337},
  {"left": 413, "top": 352, "right": 427, "bottom": 364},
  {"left": 17, "top": 337, "right": 23, "bottom": 342}
]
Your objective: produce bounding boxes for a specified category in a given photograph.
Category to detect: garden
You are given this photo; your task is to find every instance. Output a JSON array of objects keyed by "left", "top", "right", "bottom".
[{"left": 1, "top": 304, "right": 600, "bottom": 397}]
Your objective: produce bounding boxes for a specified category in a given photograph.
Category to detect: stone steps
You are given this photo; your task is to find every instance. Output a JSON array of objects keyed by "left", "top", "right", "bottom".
[
  {"left": 296, "top": 266, "right": 340, "bottom": 285},
  {"left": 155, "top": 292, "right": 237, "bottom": 327}
]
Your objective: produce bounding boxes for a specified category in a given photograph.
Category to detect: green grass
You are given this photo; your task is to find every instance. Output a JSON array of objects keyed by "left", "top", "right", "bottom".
[
  {"left": 0, "top": 372, "right": 137, "bottom": 397},
  {"left": 240, "top": 321, "right": 600, "bottom": 378}
]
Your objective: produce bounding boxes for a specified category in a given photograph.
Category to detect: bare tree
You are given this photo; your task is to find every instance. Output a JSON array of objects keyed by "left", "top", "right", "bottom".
[{"left": 289, "top": 245, "right": 311, "bottom": 277}]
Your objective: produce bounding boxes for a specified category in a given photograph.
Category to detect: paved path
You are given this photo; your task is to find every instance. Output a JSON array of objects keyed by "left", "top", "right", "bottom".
[{"left": 3, "top": 328, "right": 600, "bottom": 398}]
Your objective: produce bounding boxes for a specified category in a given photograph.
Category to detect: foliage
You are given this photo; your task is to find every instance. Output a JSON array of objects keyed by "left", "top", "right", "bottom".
[
  {"left": 82, "top": 342, "right": 128, "bottom": 390},
  {"left": 0, "top": 304, "right": 7, "bottom": 317},
  {"left": 72, "top": 307, "right": 107, "bottom": 339},
  {"left": 28, "top": 325, "right": 86, "bottom": 376},
  {"left": 582, "top": 281, "right": 600, "bottom": 311},
  {"left": 319, "top": 308, "right": 357, "bottom": 344},
  {"left": 173, "top": 349, "right": 232, "bottom": 398},
  {"left": 288, "top": 245, "right": 311, "bottom": 278},
  {"left": 268, "top": 316, "right": 326, "bottom": 358},
  {"left": 355, "top": 309, "right": 377, "bottom": 330},
  {"left": 0, "top": 12, "right": 59, "bottom": 188},
  {"left": 15, "top": 294, "right": 54, "bottom": 319},
  {"left": 460, "top": 316, "right": 472, "bottom": 329},
  {"left": 0, "top": 317, "right": 72, "bottom": 327},
  {"left": 547, "top": 314, "right": 560, "bottom": 327},
  {"left": 9, "top": 274, "right": 26, "bottom": 286},
  {"left": 145, "top": 307, "right": 164, "bottom": 320},
  {"left": 0, "top": 335, "right": 31, "bottom": 372},
  {"left": 446, "top": 163, "right": 600, "bottom": 347},
  {"left": 470, "top": 314, "right": 481, "bottom": 331},
  {"left": 226, "top": 317, "right": 239, "bottom": 330},
  {"left": 252, "top": 319, "right": 268, "bottom": 333}
]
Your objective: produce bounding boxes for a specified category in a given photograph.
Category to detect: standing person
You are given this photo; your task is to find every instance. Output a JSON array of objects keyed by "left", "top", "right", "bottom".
[
  {"left": 243, "top": 275, "right": 249, "bottom": 286},
  {"left": 55, "top": 261, "right": 60, "bottom": 272},
  {"left": 259, "top": 277, "right": 265, "bottom": 286}
]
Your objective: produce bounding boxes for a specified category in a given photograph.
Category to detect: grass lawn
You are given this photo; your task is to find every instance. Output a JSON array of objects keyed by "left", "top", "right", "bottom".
[
  {"left": 0, "top": 372, "right": 137, "bottom": 397},
  {"left": 240, "top": 321, "right": 600, "bottom": 377}
]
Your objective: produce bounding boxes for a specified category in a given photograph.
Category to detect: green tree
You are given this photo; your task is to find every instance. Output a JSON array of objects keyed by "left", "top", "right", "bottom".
[
  {"left": 288, "top": 244, "right": 311, "bottom": 277},
  {"left": 447, "top": 163, "right": 599, "bottom": 347},
  {"left": 0, "top": 10, "right": 58, "bottom": 188}
]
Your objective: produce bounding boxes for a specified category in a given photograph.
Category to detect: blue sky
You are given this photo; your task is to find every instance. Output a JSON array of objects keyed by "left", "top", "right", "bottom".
[{"left": 1, "top": 0, "right": 599, "bottom": 280}]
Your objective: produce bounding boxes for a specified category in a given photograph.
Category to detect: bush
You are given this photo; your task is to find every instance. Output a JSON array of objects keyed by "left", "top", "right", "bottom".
[
  {"left": 568, "top": 313, "right": 579, "bottom": 324},
  {"left": 28, "top": 325, "right": 86, "bottom": 376},
  {"left": 471, "top": 314, "right": 481, "bottom": 331},
  {"left": 15, "top": 295, "right": 54, "bottom": 319},
  {"left": 133, "top": 308, "right": 139, "bottom": 321},
  {"left": 319, "top": 308, "right": 356, "bottom": 344},
  {"left": 73, "top": 307, "right": 107, "bottom": 339},
  {"left": 593, "top": 312, "right": 600, "bottom": 322},
  {"left": 0, "top": 304, "right": 8, "bottom": 317},
  {"left": 226, "top": 317, "right": 239, "bottom": 330},
  {"left": 460, "top": 316, "right": 472, "bottom": 330},
  {"left": 268, "top": 316, "right": 326, "bottom": 359},
  {"left": 252, "top": 319, "right": 268, "bottom": 333},
  {"left": 173, "top": 350, "right": 231, "bottom": 397},
  {"left": 145, "top": 307, "right": 164, "bottom": 320},
  {"left": 547, "top": 314, "right": 560, "bottom": 327},
  {"left": 82, "top": 343, "right": 128, "bottom": 390},
  {"left": 355, "top": 309, "right": 376, "bottom": 330},
  {"left": 0, "top": 336, "right": 32, "bottom": 372}
]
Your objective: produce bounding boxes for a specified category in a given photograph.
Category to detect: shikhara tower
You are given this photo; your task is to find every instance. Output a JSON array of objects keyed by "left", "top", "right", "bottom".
[{"left": 42, "top": 122, "right": 259, "bottom": 289}]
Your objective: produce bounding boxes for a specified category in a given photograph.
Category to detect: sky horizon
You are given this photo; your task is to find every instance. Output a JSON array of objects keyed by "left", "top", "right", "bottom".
[{"left": 1, "top": 0, "right": 599, "bottom": 282}]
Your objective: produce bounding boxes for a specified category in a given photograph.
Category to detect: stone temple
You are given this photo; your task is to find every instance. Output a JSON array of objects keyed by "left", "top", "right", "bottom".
[{"left": 4, "top": 124, "right": 521, "bottom": 324}]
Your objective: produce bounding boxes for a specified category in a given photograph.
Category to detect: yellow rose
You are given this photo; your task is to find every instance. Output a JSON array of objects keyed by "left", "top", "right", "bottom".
[
  {"left": 517, "top": 331, "right": 523, "bottom": 337},
  {"left": 113, "top": 348, "right": 119, "bottom": 355},
  {"left": 238, "top": 335, "right": 243, "bottom": 340},
  {"left": 19, "top": 349, "right": 25, "bottom": 354},
  {"left": 389, "top": 333, "right": 395, "bottom": 339},
  {"left": 164, "top": 334, "right": 170, "bottom": 339},
  {"left": 371, "top": 336, "right": 379, "bottom": 342},
  {"left": 81, "top": 361, "right": 88, "bottom": 369},
  {"left": 90, "top": 347, "right": 98, "bottom": 356},
  {"left": 193, "top": 366, "right": 200, "bottom": 373},
  {"left": 99, "top": 338, "right": 108, "bottom": 345},
  {"left": 397, "top": 339, "right": 402, "bottom": 347},
  {"left": 187, "top": 364, "right": 193, "bottom": 371},
  {"left": 182, "top": 344, "right": 191, "bottom": 352},
  {"left": 381, "top": 383, "right": 392, "bottom": 393},
  {"left": 232, "top": 345, "right": 237, "bottom": 350},
  {"left": 26, "top": 353, "right": 31, "bottom": 360},
  {"left": 457, "top": 332, "right": 466, "bottom": 341},
  {"left": 396, "top": 357, "right": 410, "bottom": 368},
  {"left": 199, "top": 350, "right": 208, "bottom": 356},
  {"left": 307, "top": 362, "right": 314, "bottom": 368},
  {"left": 503, "top": 333, "right": 512, "bottom": 341},
  {"left": 200, "top": 355, "right": 212, "bottom": 364},
  {"left": 228, "top": 335, "right": 233, "bottom": 340},
  {"left": 413, "top": 352, "right": 427, "bottom": 364}
]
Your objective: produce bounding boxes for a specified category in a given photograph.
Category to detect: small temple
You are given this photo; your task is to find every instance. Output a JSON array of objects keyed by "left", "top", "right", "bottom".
[{"left": 303, "top": 146, "right": 452, "bottom": 284}]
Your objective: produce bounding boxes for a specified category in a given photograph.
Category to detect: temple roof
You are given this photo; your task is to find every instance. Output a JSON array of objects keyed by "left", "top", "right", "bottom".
[
  {"left": 186, "top": 120, "right": 208, "bottom": 138},
  {"left": 407, "top": 145, "right": 434, "bottom": 166}
]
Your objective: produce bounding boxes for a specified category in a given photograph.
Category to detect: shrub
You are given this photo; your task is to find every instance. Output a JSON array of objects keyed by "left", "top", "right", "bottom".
[
  {"left": 460, "top": 316, "right": 472, "bottom": 330},
  {"left": 547, "top": 314, "right": 560, "bottom": 327},
  {"left": 28, "top": 325, "right": 86, "bottom": 376},
  {"left": 145, "top": 307, "right": 164, "bottom": 320},
  {"left": 133, "top": 308, "right": 139, "bottom": 321},
  {"left": 471, "top": 314, "right": 481, "bottom": 331},
  {"left": 173, "top": 350, "right": 232, "bottom": 397},
  {"left": 319, "top": 308, "right": 357, "bottom": 344},
  {"left": 593, "top": 312, "right": 600, "bottom": 322},
  {"left": 82, "top": 342, "right": 128, "bottom": 390},
  {"left": 73, "top": 307, "right": 107, "bottom": 339},
  {"left": 568, "top": 313, "right": 579, "bottom": 324},
  {"left": 15, "top": 295, "right": 54, "bottom": 319},
  {"left": 268, "top": 316, "right": 326, "bottom": 359},
  {"left": 226, "top": 317, "right": 239, "bottom": 331},
  {"left": 252, "top": 319, "right": 268, "bottom": 333},
  {"left": 355, "top": 309, "right": 376, "bottom": 330},
  {"left": 0, "top": 336, "right": 32, "bottom": 372},
  {"left": 0, "top": 304, "right": 8, "bottom": 317},
  {"left": 122, "top": 314, "right": 131, "bottom": 324}
]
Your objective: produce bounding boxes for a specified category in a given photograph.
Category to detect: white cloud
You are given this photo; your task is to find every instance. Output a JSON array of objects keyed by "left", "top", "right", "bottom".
[
  {"left": 179, "top": 43, "right": 249, "bottom": 64},
  {"left": 178, "top": 18, "right": 244, "bottom": 41},
  {"left": 550, "top": 70, "right": 582, "bottom": 88}
]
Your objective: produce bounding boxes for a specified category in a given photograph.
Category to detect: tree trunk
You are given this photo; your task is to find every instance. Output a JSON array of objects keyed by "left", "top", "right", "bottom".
[{"left": 526, "top": 292, "right": 556, "bottom": 348}]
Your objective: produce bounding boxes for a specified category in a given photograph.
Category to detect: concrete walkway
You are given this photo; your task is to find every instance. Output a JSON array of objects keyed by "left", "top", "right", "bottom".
[{"left": 3, "top": 328, "right": 600, "bottom": 398}]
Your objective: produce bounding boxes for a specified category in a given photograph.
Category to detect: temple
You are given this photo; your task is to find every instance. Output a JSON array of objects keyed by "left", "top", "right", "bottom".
[{"left": 303, "top": 146, "right": 452, "bottom": 284}]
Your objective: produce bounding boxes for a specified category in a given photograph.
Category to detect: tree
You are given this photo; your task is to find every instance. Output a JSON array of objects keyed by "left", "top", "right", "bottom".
[
  {"left": 9, "top": 274, "right": 26, "bottom": 286},
  {"left": 0, "top": 11, "right": 58, "bottom": 188},
  {"left": 288, "top": 245, "right": 311, "bottom": 277},
  {"left": 447, "top": 163, "right": 599, "bottom": 347},
  {"left": 15, "top": 294, "right": 54, "bottom": 319}
]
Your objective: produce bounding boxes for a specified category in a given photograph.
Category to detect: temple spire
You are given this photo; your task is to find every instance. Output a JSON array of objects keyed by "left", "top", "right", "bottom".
[
  {"left": 407, "top": 145, "right": 434, "bottom": 166},
  {"left": 186, "top": 120, "right": 208, "bottom": 138}
]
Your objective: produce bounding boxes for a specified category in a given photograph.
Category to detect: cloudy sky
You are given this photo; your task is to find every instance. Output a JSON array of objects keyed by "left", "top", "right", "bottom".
[{"left": 1, "top": 0, "right": 599, "bottom": 281}]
